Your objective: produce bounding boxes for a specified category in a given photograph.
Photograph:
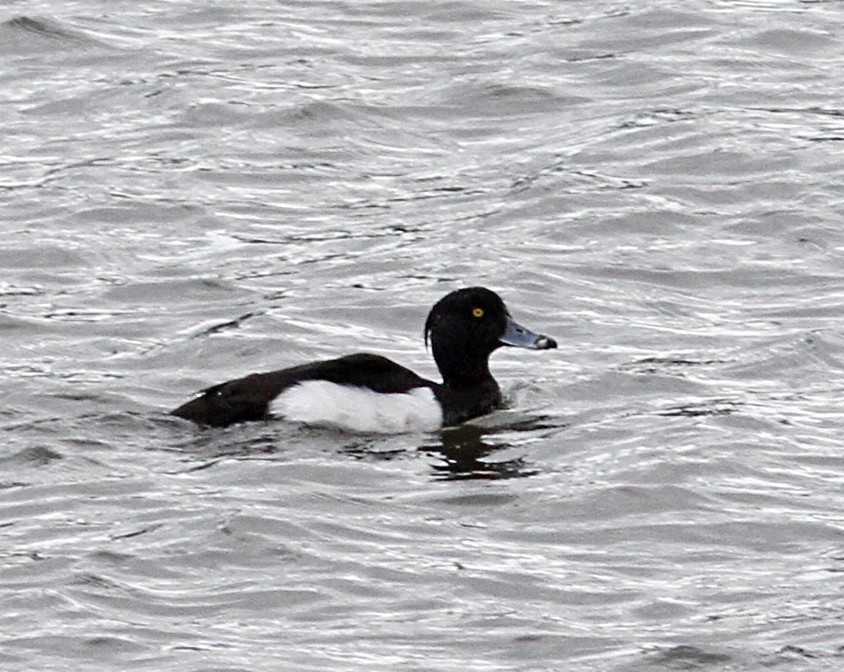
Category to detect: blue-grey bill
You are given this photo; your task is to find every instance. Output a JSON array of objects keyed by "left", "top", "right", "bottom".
[{"left": 500, "top": 316, "right": 557, "bottom": 350}]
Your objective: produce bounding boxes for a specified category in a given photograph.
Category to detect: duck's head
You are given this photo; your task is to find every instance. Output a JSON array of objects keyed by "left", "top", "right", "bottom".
[{"left": 424, "top": 287, "right": 556, "bottom": 386}]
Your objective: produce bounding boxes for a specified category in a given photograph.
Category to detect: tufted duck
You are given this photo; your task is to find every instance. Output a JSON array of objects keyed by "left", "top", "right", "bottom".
[{"left": 171, "top": 287, "right": 556, "bottom": 433}]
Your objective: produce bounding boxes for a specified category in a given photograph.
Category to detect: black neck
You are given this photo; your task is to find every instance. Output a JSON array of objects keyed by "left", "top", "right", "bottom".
[{"left": 433, "top": 345, "right": 494, "bottom": 389}]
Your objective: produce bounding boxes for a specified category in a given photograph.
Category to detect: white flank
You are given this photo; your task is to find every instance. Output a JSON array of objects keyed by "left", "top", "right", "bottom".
[{"left": 270, "top": 381, "right": 443, "bottom": 434}]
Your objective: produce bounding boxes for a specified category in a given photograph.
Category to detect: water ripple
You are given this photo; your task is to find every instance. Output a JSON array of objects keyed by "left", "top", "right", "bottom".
[{"left": 2, "top": 0, "right": 844, "bottom": 670}]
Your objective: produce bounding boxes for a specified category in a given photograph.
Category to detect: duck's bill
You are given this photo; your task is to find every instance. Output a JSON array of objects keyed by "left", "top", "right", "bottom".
[{"left": 500, "top": 316, "right": 558, "bottom": 350}]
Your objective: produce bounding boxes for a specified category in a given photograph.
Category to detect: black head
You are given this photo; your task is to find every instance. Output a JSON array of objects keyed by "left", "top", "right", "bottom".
[{"left": 424, "top": 287, "right": 556, "bottom": 388}]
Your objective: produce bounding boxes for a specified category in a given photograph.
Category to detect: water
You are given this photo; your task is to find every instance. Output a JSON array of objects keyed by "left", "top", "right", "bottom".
[{"left": 2, "top": 0, "right": 844, "bottom": 670}]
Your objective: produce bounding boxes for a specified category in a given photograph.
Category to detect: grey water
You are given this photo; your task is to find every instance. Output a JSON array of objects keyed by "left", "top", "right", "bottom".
[{"left": 2, "top": 1, "right": 844, "bottom": 670}]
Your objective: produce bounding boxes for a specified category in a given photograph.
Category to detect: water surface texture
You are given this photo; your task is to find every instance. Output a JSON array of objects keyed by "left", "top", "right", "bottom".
[{"left": 2, "top": 1, "right": 844, "bottom": 670}]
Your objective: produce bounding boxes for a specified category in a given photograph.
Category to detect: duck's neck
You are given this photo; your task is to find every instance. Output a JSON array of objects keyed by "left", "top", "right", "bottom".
[
  {"left": 435, "top": 361, "right": 502, "bottom": 426},
  {"left": 434, "top": 347, "right": 495, "bottom": 390}
]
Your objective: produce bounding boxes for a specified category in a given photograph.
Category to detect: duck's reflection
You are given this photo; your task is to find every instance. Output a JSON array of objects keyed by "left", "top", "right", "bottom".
[
  {"left": 419, "top": 424, "right": 539, "bottom": 481},
  {"left": 167, "top": 411, "right": 561, "bottom": 482}
]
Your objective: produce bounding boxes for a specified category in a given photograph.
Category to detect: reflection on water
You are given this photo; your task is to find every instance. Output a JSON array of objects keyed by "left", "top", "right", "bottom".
[
  {"left": 423, "top": 425, "right": 537, "bottom": 480},
  {"left": 420, "top": 415, "right": 564, "bottom": 480},
  {"left": 166, "top": 411, "right": 567, "bottom": 481}
]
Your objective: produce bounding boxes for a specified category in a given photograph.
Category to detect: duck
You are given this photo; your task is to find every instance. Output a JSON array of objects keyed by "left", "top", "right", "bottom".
[{"left": 170, "top": 287, "right": 557, "bottom": 433}]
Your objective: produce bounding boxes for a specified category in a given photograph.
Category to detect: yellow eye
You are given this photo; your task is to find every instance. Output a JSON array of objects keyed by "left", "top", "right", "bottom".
[{"left": 472, "top": 307, "right": 484, "bottom": 318}]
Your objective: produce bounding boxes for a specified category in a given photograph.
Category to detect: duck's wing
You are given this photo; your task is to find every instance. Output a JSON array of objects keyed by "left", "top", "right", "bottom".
[{"left": 170, "top": 353, "right": 434, "bottom": 427}]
